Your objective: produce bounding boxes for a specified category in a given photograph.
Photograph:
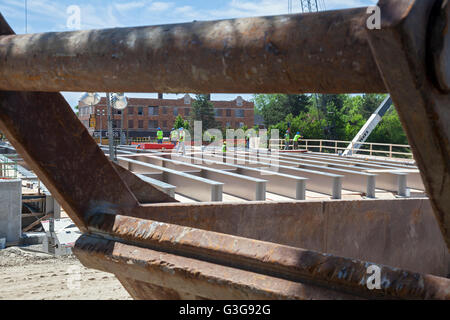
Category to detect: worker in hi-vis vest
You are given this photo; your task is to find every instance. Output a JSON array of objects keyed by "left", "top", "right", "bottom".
[
  {"left": 284, "top": 130, "right": 290, "bottom": 150},
  {"left": 170, "top": 128, "right": 178, "bottom": 146},
  {"left": 222, "top": 140, "right": 227, "bottom": 153},
  {"left": 176, "top": 127, "right": 186, "bottom": 154},
  {"left": 156, "top": 127, "right": 163, "bottom": 144},
  {"left": 293, "top": 132, "right": 302, "bottom": 150}
]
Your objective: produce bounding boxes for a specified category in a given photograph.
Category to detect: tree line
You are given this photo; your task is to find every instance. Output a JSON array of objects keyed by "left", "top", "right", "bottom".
[{"left": 253, "top": 93, "right": 409, "bottom": 146}]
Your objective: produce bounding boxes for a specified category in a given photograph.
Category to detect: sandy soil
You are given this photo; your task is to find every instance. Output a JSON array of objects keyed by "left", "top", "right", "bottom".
[{"left": 0, "top": 247, "right": 131, "bottom": 300}]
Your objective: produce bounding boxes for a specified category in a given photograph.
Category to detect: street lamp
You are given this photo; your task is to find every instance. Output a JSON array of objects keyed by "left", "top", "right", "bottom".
[
  {"left": 79, "top": 92, "right": 101, "bottom": 142},
  {"left": 81, "top": 92, "right": 128, "bottom": 161},
  {"left": 79, "top": 92, "right": 101, "bottom": 106},
  {"left": 111, "top": 93, "right": 128, "bottom": 146}
]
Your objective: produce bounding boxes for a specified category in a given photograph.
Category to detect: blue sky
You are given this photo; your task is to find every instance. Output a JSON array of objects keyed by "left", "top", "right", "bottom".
[{"left": 0, "top": 0, "right": 377, "bottom": 106}]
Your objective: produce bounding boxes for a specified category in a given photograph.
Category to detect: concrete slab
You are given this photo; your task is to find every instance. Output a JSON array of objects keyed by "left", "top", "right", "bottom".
[{"left": 0, "top": 179, "right": 21, "bottom": 245}]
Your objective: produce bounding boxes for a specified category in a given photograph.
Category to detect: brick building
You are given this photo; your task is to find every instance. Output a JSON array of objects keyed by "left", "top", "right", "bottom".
[{"left": 78, "top": 94, "right": 254, "bottom": 139}]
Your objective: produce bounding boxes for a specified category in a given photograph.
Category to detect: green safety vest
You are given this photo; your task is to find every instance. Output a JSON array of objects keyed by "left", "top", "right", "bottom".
[
  {"left": 170, "top": 131, "right": 178, "bottom": 139},
  {"left": 222, "top": 144, "right": 226, "bottom": 152},
  {"left": 179, "top": 131, "right": 185, "bottom": 142},
  {"left": 157, "top": 130, "right": 163, "bottom": 139},
  {"left": 285, "top": 133, "right": 290, "bottom": 140},
  {"left": 293, "top": 134, "right": 301, "bottom": 142}
]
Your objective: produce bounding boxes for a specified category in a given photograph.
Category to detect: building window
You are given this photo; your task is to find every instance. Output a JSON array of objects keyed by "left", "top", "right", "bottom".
[
  {"left": 173, "top": 107, "right": 179, "bottom": 116},
  {"left": 226, "top": 109, "right": 232, "bottom": 117},
  {"left": 162, "top": 120, "right": 168, "bottom": 128},
  {"left": 128, "top": 107, "right": 134, "bottom": 115},
  {"left": 148, "top": 120, "right": 158, "bottom": 128},
  {"left": 235, "top": 109, "right": 245, "bottom": 118},
  {"left": 226, "top": 122, "right": 231, "bottom": 127},
  {"left": 184, "top": 108, "right": 190, "bottom": 116},
  {"left": 148, "top": 106, "right": 158, "bottom": 116},
  {"left": 162, "top": 107, "right": 168, "bottom": 115},
  {"left": 128, "top": 120, "right": 134, "bottom": 129},
  {"left": 138, "top": 107, "right": 144, "bottom": 116},
  {"left": 215, "top": 109, "right": 223, "bottom": 117},
  {"left": 184, "top": 94, "right": 191, "bottom": 104},
  {"left": 239, "top": 122, "right": 245, "bottom": 128},
  {"left": 138, "top": 120, "right": 144, "bottom": 129},
  {"left": 114, "top": 120, "right": 120, "bottom": 128}
]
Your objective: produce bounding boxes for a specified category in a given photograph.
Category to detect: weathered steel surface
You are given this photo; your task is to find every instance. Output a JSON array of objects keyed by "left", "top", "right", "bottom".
[
  {"left": 367, "top": 0, "right": 450, "bottom": 249},
  {"left": 76, "top": 213, "right": 450, "bottom": 299},
  {"left": 0, "top": 9, "right": 385, "bottom": 94},
  {"left": 74, "top": 235, "right": 364, "bottom": 300},
  {"left": 118, "top": 199, "right": 450, "bottom": 277}
]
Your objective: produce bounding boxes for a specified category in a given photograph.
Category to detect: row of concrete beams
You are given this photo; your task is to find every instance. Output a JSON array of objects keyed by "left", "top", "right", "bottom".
[
  {"left": 117, "top": 156, "right": 223, "bottom": 202},
  {"left": 234, "top": 151, "right": 408, "bottom": 196},
  {"left": 156, "top": 154, "right": 308, "bottom": 200},
  {"left": 120, "top": 155, "right": 267, "bottom": 201},
  {"left": 306, "top": 151, "right": 417, "bottom": 169},
  {"left": 115, "top": 146, "right": 414, "bottom": 197},
  {"left": 206, "top": 151, "right": 376, "bottom": 198},
  {"left": 179, "top": 152, "right": 343, "bottom": 199},
  {"left": 112, "top": 147, "right": 339, "bottom": 199},
  {"left": 265, "top": 151, "right": 424, "bottom": 191}
]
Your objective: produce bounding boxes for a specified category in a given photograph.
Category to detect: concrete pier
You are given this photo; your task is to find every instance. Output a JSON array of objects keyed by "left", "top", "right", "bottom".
[{"left": 0, "top": 179, "right": 22, "bottom": 245}]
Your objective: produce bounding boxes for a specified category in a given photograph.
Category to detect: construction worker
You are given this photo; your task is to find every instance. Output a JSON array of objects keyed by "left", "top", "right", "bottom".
[
  {"left": 293, "top": 132, "right": 302, "bottom": 150},
  {"left": 156, "top": 127, "right": 163, "bottom": 144},
  {"left": 170, "top": 127, "right": 178, "bottom": 146},
  {"left": 222, "top": 140, "right": 227, "bottom": 153},
  {"left": 176, "top": 127, "right": 186, "bottom": 155},
  {"left": 284, "top": 130, "right": 290, "bottom": 150}
]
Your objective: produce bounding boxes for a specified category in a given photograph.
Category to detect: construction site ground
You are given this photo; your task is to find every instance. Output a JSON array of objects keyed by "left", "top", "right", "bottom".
[{"left": 0, "top": 246, "right": 131, "bottom": 300}]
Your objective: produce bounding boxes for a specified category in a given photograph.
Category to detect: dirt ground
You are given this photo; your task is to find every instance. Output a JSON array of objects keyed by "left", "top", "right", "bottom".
[{"left": 0, "top": 246, "right": 131, "bottom": 300}]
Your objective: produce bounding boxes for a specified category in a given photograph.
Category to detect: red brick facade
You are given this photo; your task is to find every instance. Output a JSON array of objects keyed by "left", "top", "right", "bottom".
[{"left": 78, "top": 94, "right": 254, "bottom": 138}]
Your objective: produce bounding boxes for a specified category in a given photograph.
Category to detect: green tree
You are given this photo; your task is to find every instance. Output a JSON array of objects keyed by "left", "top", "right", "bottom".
[
  {"left": 358, "top": 94, "right": 386, "bottom": 119},
  {"left": 173, "top": 115, "right": 190, "bottom": 130},
  {"left": 189, "top": 94, "right": 218, "bottom": 131},
  {"left": 253, "top": 94, "right": 312, "bottom": 127}
]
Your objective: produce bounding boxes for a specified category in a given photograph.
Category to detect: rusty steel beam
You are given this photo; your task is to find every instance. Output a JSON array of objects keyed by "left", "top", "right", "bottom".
[
  {"left": 367, "top": 0, "right": 450, "bottom": 249},
  {"left": 76, "top": 213, "right": 450, "bottom": 299},
  {"left": 0, "top": 9, "right": 385, "bottom": 94}
]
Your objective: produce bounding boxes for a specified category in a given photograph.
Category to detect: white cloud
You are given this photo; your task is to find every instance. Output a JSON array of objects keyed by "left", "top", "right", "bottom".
[
  {"left": 148, "top": 2, "right": 174, "bottom": 12},
  {"left": 114, "top": 1, "right": 148, "bottom": 12}
]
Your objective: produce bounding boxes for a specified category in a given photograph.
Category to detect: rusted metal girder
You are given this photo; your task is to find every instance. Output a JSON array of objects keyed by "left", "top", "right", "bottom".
[
  {"left": 367, "top": 0, "right": 450, "bottom": 249},
  {"left": 79, "top": 213, "right": 450, "bottom": 300},
  {"left": 0, "top": 0, "right": 449, "bottom": 300},
  {"left": 0, "top": 9, "right": 385, "bottom": 94}
]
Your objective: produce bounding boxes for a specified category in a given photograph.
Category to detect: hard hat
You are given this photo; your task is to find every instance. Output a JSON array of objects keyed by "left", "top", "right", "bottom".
[
  {"left": 179, "top": 127, "right": 183, "bottom": 130},
  {"left": 157, "top": 127, "right": 161, "bottom": 130},
  {"left": 171, "top": 128, "right": 174, "bottom": 130},
  {"left": 297, "top": 132, "right": 300, "bottom": 134}
]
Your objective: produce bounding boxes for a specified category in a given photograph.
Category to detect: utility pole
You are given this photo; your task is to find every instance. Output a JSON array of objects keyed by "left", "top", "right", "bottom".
[{"left": 106, "top": 93, "right": 115, "bottom": 161}]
